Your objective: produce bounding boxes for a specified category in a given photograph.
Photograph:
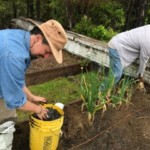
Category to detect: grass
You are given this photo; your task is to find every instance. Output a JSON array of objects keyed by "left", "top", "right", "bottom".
[
  {"left": 17, "top": 71, "right": 136, "bottom": 122},
  {"left": 17, "top": 74, "right": 82, "bottom": 121},
  {"left": 29, "top": 76, "right": 81, "bottom": 104}
]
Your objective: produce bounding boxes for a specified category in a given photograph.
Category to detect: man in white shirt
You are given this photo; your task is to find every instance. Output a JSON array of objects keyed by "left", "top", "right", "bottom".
[{"left": 104, "top": 25, "right": 150, "bottom": 89}]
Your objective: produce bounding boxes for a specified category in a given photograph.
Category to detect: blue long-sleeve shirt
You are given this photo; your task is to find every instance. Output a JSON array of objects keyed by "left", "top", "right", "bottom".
[{"left": 0, "top": 29, "right": 31, "bottom": 109}]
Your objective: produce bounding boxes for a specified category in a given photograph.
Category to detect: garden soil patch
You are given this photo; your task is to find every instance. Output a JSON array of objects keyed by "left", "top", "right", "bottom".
[
  {"left": 12, "top": 85, "right": 150, "bottom": 150},
  {"left": 26, "top": 51, "right": 84, "bottom": 74},
  {"left": 12, "top": 50, "right": 150, "bottom": 150}
]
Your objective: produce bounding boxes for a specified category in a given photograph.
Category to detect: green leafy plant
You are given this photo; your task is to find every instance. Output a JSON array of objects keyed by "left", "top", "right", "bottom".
[
  {"left": 92, "top": 25, "right": 117, "bottom": 41},
  {"left": 98, "top": 69, "right": 115, "bottom": 115},
  {"left": 89, "top": 1, "right": 125, "bottom": 31},
  {"left": 73, "top": 15, "right": 94, "bottom": 37},
  {"left": 74, "top": 18, "right": 117, "bottom": 41},
  {"left": 111, "top": 76, "right": 135, "bottom": 108},
  {"left": 80, "top": 71, "right": 102, "bottom": 124},
  {"left": 80, "top": 67, "right": 135, "bottom": 125}
]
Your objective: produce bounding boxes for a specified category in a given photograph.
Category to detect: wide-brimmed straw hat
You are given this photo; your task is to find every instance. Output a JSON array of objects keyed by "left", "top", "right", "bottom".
[{"left": 27, "top": 19, "right": 68, "bottom": 64}]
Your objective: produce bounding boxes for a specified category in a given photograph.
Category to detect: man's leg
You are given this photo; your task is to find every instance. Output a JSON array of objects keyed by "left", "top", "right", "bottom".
[
  {"left": 99, "top": 47, "right": 123, "bottom": 91},
  {"left": 0, "top": 100, "right": 17, "bottom": 124},
  {"left": 109, "top": 47, "right": 123, "bottom": 85}
]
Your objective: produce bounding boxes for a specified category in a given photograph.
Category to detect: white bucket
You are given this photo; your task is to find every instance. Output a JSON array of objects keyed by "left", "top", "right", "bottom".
[
  {"left": 55, "top": 102, "right": 64, "bottom": 110},
  {"left": 0, "top": 121, "right": 15, "bottom": 150}
]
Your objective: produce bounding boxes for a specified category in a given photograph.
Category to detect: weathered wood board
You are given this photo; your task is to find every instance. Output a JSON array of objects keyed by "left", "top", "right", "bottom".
[{"left": 65, "top": 31, "right": 150, "bottom": 84}]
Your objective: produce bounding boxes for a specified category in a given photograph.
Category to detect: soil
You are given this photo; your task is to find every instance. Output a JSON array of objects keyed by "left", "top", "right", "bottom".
[
  {"left": 12, "top": 51, "right": 150, "bottom": 150},
  {"left": 26, "top": 51, "right": 84, "bottom": 74},
  {"left": 59, "top": 87, "right": 150, "bottom": 150}
]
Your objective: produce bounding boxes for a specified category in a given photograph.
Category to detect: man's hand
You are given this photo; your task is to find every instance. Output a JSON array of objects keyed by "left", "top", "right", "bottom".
[
  {"left": 31, "top": 95, "right": 47, "bottom": 103},
  {"left": 36, "top": 105, "right": 49, "bottom": 120},
  {"left": 137, "top": 81, "right": 146, "bottom": 94},
  {"left": 139, "top": 81, "right": 145, "bottom": 89},
  {"left": 137, "top": 75, "right": 146, "bottom": 93},
  {"left": 19, "top": 100, "right": 48, "bottom": 119},
  {"left": 23, "top": 86, "right": 47, "bottom": 103}
]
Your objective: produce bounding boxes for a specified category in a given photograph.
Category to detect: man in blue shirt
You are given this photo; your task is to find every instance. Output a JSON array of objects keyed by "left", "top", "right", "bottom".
[{"left": 0, "top": 19, "right": 67, "bottom": 123}]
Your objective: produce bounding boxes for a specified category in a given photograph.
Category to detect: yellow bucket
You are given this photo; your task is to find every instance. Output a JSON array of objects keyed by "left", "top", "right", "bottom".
[{"left": 29, "top": 104, "right": 64, "bottom": 150}]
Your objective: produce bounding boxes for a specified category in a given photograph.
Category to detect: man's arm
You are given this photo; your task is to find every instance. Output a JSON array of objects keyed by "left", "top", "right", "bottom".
[
  {"left": 18, "top": 100, "right": 48, "bottom": 120},
  {"left": 23, "top": 86, "right": 46, "bottom": 103},
  {"left": 22, "top": 86, "right": 48, "bottom": 119}
]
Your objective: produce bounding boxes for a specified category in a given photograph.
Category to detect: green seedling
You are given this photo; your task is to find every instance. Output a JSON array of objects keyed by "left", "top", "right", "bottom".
[
  {"left": 80, "top": 65, "right": 136, "bottom": 125},
  {"left": 81, "top": 71, "right": 102, "bottom": 124},
  {"left": 111, "top": 76, "right": 135, "bottom": 108}
]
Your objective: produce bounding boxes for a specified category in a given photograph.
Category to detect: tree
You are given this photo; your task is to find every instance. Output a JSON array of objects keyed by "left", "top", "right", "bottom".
[
  {"left": 64, "top": 0, "right": 92, "bottom": 29},
  {"left": 36, "top": 0, "right": 40, "bottom": 19},
  {"left": 124, "top": 0, "right": 148, "bottom": 30}
]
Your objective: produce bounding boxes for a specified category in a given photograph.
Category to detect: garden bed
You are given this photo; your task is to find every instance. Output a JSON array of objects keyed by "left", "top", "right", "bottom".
[
  {"left": 12, "top": 85, "right": 150, "bottom": 150},
  {"left": 12, "top": 50, "right": 150, "bottom": 150},
  {"left": 26, "top": 50, "right": 91, "bottom": 85}
]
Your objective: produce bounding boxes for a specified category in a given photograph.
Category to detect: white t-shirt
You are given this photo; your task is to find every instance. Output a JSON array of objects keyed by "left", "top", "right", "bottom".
[{"left": 108, "top": 25, "right": 150, "bottom": 77}]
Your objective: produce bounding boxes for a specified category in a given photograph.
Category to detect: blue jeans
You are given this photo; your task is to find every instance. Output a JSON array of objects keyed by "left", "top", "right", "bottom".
[
  {"left": 99, "top": 47, "right": 123, "bottom": 91},
  {"left": 109, "top": 47, "right": 123, "bottom": 85}
]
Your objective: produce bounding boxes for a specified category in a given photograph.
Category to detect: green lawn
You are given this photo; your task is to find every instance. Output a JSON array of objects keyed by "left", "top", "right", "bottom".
[{"left": 17, "top": 74, "right": 82, "bottom": 121}]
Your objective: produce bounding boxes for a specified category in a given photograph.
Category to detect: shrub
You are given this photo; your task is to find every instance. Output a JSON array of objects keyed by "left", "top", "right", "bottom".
[
  {"left": 89, "top": 1, "right": 125, "bottom": 31},
  {"left": 74, "top": 17, "right": 117, "bottom": 41},
  {"left": 92, "top": 25, "right": 117, "bottom": 41}
]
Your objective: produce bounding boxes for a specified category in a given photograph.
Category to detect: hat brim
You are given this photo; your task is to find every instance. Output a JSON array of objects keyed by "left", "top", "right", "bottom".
[{"left": 27, "top": 19, "right": 63, "bottom": 64}]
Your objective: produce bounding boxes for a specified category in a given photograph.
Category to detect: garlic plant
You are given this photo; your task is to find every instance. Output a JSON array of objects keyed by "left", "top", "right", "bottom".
[
  {"left": 81, "top": 71, "right": 102, "bottom": 124},
  {"left": 111, "top": 77, "right": 135, "bottom": 108},
  {"left": 80, "top": 68, "right": 135, "bottom": 125}
]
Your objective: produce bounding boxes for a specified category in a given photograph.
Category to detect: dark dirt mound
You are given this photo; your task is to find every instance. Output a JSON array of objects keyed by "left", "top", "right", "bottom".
[{"left": 12, "top": 85, "right": 150, "bottom": 150}]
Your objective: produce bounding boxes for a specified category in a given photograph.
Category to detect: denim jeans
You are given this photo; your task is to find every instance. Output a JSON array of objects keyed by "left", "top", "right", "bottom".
[
  {"left": 109, "top": 47, "right": 123, "bottom": 85},
  {"left": 99, "top": 47, "right": 123, "bottom": 91}
]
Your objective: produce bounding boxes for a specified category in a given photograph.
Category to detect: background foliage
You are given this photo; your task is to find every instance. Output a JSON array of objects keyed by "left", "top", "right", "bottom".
[{"left": 0, "top": 0, "right": 149, "bottom": 40}]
